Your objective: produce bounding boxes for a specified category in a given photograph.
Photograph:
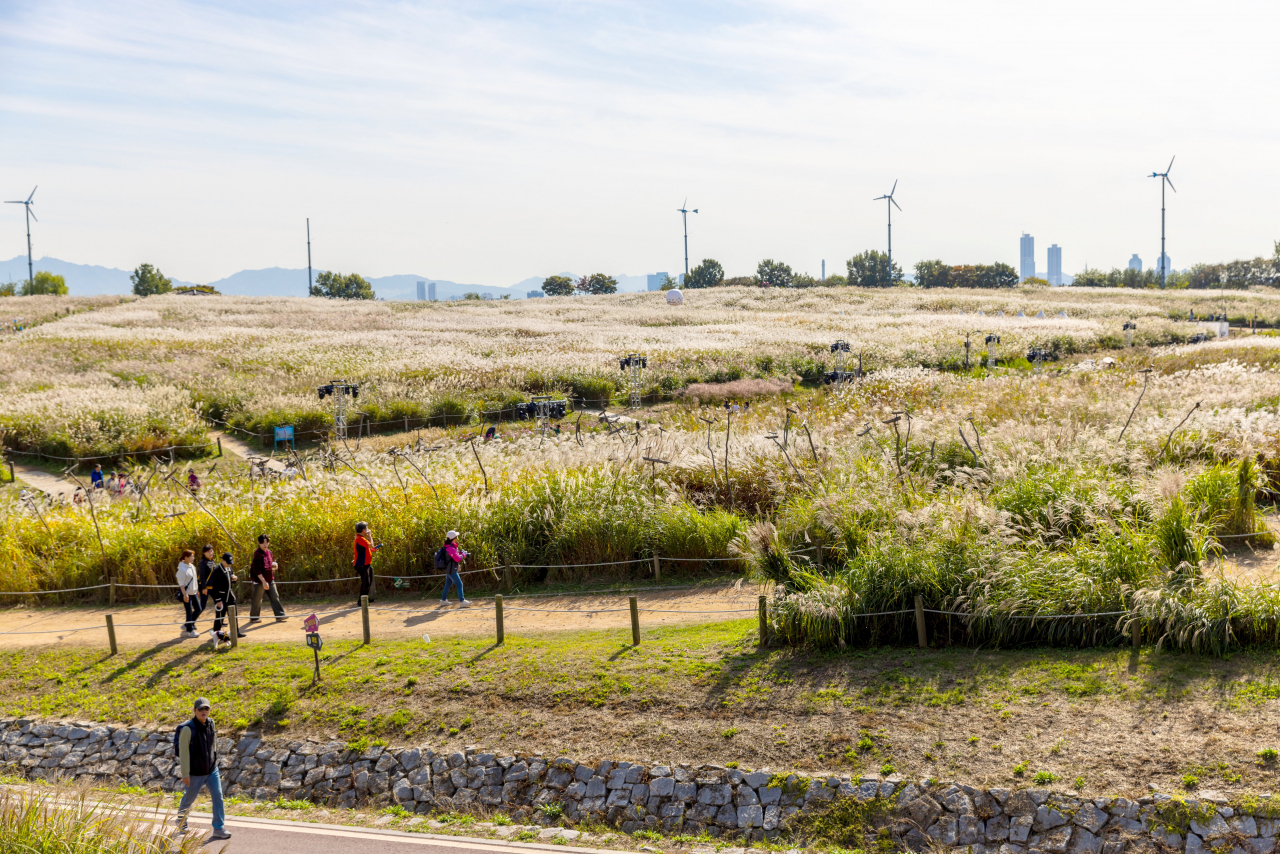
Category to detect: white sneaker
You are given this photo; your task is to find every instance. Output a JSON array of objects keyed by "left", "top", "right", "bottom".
[
  {"left": 457, "top": 600, "right": 471, "bottom": 608},
  {"left": 210, "top": 829, "right": 232, "bottom": 840},
  {"left": 183, "top": 630, "right": 200, "bottom": 639}
]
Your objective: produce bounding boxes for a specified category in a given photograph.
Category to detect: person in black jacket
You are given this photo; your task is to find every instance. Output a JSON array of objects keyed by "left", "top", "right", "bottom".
[
  {"left": 196, "top": 545, "right": 217, "bottom": 615},
  {"left": 208, "top": 553, "right": 245, "bottom": 643},
  {"left": 176, "top": 697, "right": 230, "bottom": 839}
]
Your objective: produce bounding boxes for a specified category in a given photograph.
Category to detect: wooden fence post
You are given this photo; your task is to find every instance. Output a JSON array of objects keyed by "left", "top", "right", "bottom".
[
  {"left": 503, "top": 565, "right": 512, "bottom": 593},
  {"left": 105, "top": 614, "right": 117, "bottom": 656},
  {"left": 652, "top": 555, "right": 660, "bottom": 583},
  {"left": 629, "top": 596, "right": 640, "bottom": 646},
  {"left": 914, "top": 595, "right": 928, "bottom": 649},
  {"left": 109, "top": 580, "right": 116, "bottom": 607},
  {"left": 758, "top": 595, "right": 768, "bottom": 648},
  {"left": 228, "top": 605, "right": 239, "bottom": 648},
  {"left": 361, "top": 595, "right": 371, "bottom": 644},
  {"left": 216, "top": 437, "right": 223, "bottom": 457},
  {"left": 495, "top": 594, "right": 505, "bottom": 645}
]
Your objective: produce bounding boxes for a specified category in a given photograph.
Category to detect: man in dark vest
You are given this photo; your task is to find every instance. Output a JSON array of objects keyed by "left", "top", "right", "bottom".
[{"left": 176, "top": 696, "right": 230, "bottom": 839}]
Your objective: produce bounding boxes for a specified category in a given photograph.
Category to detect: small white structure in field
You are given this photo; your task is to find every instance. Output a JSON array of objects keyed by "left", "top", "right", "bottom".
[
  {"left": 1036, "top": 310, "right": 1045, "bottom": 319},
  {"left": 665, "top": 289, "right": 683, "bottom": 305},
  {"left": 1015, "top": 310, "right": 1026, "bottom": 317},
  {"left": 1058, "top": 310, "right": 1068, "bottom": 318}
]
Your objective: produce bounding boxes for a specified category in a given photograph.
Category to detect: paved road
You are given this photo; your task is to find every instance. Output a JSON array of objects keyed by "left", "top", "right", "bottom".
[{"left": 183, "top": 812, "right": 610, "bottom": 854}]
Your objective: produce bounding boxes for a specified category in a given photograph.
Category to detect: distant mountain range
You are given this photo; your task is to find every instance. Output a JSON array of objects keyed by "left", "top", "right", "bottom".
[{"left": 0, "top": 257, "right": 651, "bottom": 299}]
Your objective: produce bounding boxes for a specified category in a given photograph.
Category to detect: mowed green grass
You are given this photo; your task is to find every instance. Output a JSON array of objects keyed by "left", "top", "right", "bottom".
[{"left": 6, "top": 618, "right": 1280, "bottom": 748}]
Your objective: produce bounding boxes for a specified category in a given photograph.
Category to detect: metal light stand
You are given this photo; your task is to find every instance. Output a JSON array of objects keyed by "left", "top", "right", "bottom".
[
  {"left": 620, "top": 354, "right": 647, "bottom": 409},
  {"left": 317, "top": 381, "right": 360, "bottom": 440},
  {"left": 824, "top": 340, "right": 853, "bottom": 384},
  {"left": 1123, "top": 321, "right": 1136, "bottom": 347},
  {"left": 985, "top": 334, "right": 1000, "bottom": 369}
]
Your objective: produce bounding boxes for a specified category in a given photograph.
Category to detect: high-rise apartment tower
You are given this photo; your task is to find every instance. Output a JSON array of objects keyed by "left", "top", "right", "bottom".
[
  {"left": 1020, "top": 233, "right": 1035, "bottom": 281},
  {"left": 1047, "top": 245, "right": 1062, "bottom": 286}
]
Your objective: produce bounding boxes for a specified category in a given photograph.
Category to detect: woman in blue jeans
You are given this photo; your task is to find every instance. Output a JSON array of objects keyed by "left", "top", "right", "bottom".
[{"left": 440, "top": 530, "right": 470, "bottom": 607}]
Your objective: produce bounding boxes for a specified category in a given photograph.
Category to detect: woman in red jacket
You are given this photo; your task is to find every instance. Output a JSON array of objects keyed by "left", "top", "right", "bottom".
[{"left": 353, "top": 522, "right": 379, "bottom": 606}]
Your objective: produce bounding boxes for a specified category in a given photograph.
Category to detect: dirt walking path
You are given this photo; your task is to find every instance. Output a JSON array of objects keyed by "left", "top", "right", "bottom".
[
  {"left": 12, "top": 463, "right": 78, "bottom": 498},
  {"left": 212, "top": 430, "right": 287, "bottom": 473},
  {"left": 0, "top": 583, "right": 761, "bottom": 650}
]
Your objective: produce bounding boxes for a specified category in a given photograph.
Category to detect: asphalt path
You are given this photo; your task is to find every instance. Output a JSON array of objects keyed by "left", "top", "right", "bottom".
[{"left": 182, "top": 812, "right": 616, "bottom": 854}]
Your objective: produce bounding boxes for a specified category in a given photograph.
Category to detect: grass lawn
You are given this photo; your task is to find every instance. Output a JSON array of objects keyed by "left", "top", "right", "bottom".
[{"left": 5, "top": 620, "right": 1280, "bottom": 797}]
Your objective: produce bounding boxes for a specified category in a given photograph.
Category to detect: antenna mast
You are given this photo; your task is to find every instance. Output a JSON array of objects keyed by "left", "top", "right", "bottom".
[
  {"left": 306, "top": 218, "right": 313, "bottom": 296},
  {"left": 678, "top": 200, "right": 698, "bottom": 280}
]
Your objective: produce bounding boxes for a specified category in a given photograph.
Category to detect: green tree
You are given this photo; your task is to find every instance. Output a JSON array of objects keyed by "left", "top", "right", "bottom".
[
  {"left": 914, "top": 260, "right": 950, "bottom": 289},
  {"left": 756, "top": 259, "right": 793, "bottom": 288},
  {"left": 22, "top": 270, "right": 68, "bottom": 296},
  {"left": 846, "top": 251, "right": 902, "bottom": 287},
  {"left": 821, "top": 273, "right": 848, "bottom": 287},
  {"left": 575, "top": 273, "right": 618, "bottom": 295},
  {"left": 950, "top": 263, "right": 1019, "bottom": 289},
  {"left": 542, "top": 275, "right": 574, "bottom": 296},
  {"left": 0, "top": 281, "right": 14, "bottom": 297},
  {"left": 130, "top": 263, "right": 172, "bottom": 296},
  {"left": 659, "top": 274, "right": 679, "bottom": 291},
  {"left": 723, "top": 276, "right": 755, "bottom": 288},
  {"left": 685, "top": 259, "right": 724, "bottom": 289},
  {"left": 312, "top": 271, "right": 375, "bottom": 299}
]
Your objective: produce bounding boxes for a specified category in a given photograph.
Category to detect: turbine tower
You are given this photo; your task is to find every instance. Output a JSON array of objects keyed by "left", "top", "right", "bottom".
[
  {"left": 872, "top": 180, "right": 901, "bottom": 284},
  {"left": 1149, "top": 157, "right": 1175, "bottom": 289},
  {"left": 4, "top": 186, "right": 37, "bottom": 292},
  {"left": 678, "top": 199, "right": 698, "bottom": 281}
]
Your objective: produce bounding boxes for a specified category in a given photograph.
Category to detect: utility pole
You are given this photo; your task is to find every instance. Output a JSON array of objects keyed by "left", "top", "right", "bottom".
[{"left": 306, "top": 218, "right": 313, "bottom": 296}]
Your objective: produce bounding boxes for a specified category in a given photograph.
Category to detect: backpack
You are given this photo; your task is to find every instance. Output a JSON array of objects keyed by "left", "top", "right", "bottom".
[
  {"left": 433, "top": 546, "right": 449, "bottom": 571},
  {"left": 172, "top": 720, "right": 191, "bottom": 758}
]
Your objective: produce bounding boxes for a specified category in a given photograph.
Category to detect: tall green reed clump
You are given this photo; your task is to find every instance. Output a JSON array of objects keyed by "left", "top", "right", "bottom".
[
  {"left": 0, "top": 789, "right": 203, "bottom": 854},
  {"left": 0, "top": 466, "right": 743, "bottom": 598}
]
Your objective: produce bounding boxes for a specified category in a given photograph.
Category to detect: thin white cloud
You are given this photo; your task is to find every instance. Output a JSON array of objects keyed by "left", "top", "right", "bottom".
[{"left": 0, "top": 0, "right": 1277, "bottom": 285}]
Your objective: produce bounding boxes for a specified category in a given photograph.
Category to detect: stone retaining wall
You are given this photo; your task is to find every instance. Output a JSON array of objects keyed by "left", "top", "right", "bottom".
[{"left": 1, "top": 718, "right": 1272, "bottom": 853}]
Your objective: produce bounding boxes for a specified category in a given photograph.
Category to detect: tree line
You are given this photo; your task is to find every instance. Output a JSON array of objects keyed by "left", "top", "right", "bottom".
[{"left": 1074, "top": 243, "right": 1280, "bottom": 290}]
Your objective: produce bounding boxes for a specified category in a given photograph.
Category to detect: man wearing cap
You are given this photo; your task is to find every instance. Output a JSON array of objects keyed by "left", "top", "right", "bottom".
[
  {"left": 353, "top": 522, "right": 379, "bottom": 606},
  {"left": 176, "top": 697, "right": 230, "bottom": 839}
]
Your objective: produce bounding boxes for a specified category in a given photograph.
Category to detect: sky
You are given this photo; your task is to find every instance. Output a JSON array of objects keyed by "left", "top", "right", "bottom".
[{"left": 1, "top": 0, "right": 1278, "bottom": 286}]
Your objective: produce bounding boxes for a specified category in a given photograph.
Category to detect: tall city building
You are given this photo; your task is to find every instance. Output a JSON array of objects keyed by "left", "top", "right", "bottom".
[
  {"left": 647, "top": 272, "right": 670, "bottom": 291},
  {"left": 416, "top": 281, "right": 426, "bottom": 300},
  {"left": 1020, "top": 233, "right": 1035, "bottom": 281},
  {"left": 428, "top": 281, "right": 437, "bottom": 301},
  {"left": 1157, "top": 253, "right": 1173, "bottom": 277},
  {"left": 1047, "top": 245, "right": 1062, "bottom": 286},
  {"left": 1128, "top": 255, "right": 1143, "bottom": 272}
]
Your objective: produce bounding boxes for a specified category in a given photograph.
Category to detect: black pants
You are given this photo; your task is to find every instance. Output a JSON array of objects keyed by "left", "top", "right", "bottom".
[
  {"left": 211, "top": 592, "right": 236, "bottom": 632},
  {"left": 357, "top": 565, "right": 372, "bottom": 602},
  {"left": 182, "top": 596, "right": 203, "bottom": 632}
]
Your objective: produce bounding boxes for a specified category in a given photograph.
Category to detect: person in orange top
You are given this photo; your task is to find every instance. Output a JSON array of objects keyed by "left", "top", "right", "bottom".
[{"left": 353, "top": 522, "right": 379, "bottom": 606}]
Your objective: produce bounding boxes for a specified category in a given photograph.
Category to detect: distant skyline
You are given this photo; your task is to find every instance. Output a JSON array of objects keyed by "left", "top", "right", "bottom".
[{"left": 2, "top": 1, "right": 1279, "bottom": 286}]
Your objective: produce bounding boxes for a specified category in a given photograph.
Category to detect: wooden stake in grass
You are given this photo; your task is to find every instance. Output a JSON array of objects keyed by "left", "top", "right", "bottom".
[
  {"left": 470, "top": 438, "right": 489, "bottom": 494},
  {"left": 1159, "top": 400, "right": 1202, "bottom": 462},
  {"left": 165, "top": 473, "right": 241, "bottom": 550},
  {"left": 495, "top": 594, "right": 505, "bottom": 645},
  {"left": 629, "top": 596, "right": 640, "bottom": 646},
  {"left": 1118, "top": 369, "right": 1153, "bottom": 442}
]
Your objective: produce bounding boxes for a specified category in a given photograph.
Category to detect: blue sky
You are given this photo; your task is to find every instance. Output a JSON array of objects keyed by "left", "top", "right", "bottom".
[{"left": 1, "top": 0, "right": 1278, "bottom": 285}]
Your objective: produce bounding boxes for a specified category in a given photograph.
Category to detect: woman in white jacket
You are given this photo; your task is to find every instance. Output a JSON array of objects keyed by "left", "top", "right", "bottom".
[{"left": 176, "top": 549, "right": 202, "bottom": 639}]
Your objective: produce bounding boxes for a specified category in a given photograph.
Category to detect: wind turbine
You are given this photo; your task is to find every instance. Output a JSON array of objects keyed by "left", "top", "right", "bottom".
[
  {"left": 1149, "top": 157, "right": 1175, "bottom": 289},
  {"left": 5, "top": 186, "right": 37, "bottom": 292},
  {"left": 872, "top": 180, "right": 901, "bottom": 283},
  {"left": 678, "top": 199, "right": 698, "bottom": 281}
]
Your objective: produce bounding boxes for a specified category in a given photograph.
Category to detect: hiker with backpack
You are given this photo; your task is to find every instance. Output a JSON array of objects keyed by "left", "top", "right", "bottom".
[
  {"left": 174, "top": 696, "right": 230, "bottom": 839},
  {"left": 435, "top": 530, "right": 470, "bottom": 607}
]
